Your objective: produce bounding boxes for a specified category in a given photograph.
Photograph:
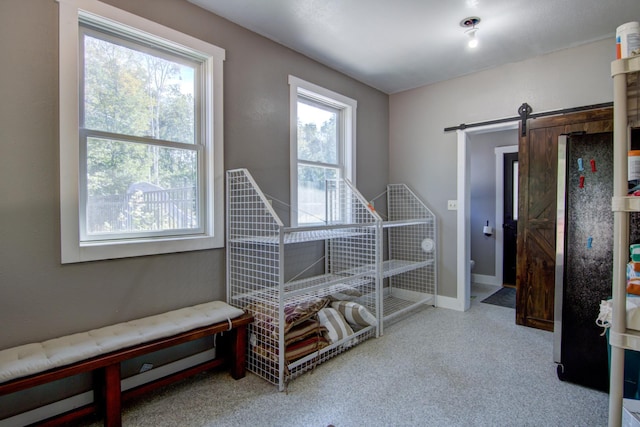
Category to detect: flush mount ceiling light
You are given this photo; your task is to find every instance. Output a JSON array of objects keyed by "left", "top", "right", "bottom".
[{"left": 460, "top": 16, "right": 481, "bottom": 48}]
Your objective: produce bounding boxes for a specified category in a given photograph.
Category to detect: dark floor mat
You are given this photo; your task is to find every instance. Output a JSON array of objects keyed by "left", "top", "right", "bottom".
[{"left": 481, "top": 287, "right": 515, "bottom": 308}]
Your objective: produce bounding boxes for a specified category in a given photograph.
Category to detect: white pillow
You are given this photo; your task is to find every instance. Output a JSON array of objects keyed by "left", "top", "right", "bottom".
[
  {"left": 331, "top": 301, "right": 377, "bottom": 328},
  {"left": 327, "top": 283, "right": 363, "bottom": 302},
  {"left": 317, "top": 308, "right": 354, "bottom": 344}
]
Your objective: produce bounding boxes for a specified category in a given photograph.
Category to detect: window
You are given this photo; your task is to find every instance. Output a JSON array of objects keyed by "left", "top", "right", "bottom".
[
  {"left": 288, "top": 76, "right": 357, "bottom": 226},
  {"left": 59, "top": 0, "right": 225, "bottom": 263}
]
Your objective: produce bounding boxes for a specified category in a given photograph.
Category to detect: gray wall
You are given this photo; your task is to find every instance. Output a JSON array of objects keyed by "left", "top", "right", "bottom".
[
  {"left": 0, "top": 0, "right": 388, "bottom": 353},
  {"left": 469, "top": 130, "right": 518, "bottom": 278},
  {"left": 389, "top": 39, "right": 615, "bottom": 299}
]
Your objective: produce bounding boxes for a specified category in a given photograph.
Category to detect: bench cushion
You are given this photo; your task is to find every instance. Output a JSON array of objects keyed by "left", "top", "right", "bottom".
[{"left": 0, "top": 301, "right": 244, "bottom": 384}]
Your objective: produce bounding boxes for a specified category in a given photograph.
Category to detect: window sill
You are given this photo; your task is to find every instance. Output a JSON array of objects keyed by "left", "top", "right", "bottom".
[{"left": 62, "top": 234, "right": 221, "bottom": 264}]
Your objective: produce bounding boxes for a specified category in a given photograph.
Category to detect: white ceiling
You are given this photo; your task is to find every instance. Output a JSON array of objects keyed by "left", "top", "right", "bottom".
[{"left": 188, "top": 0, "right": 640, "bottom": 94}]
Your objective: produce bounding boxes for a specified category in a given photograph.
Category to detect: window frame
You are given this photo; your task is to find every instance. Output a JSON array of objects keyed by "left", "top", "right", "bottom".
[
  {"left": 288, "top": 75, "right": 357, "bottom": 227},
  {"left": 59, "top": 0, "right": 225, "bottom": 263}
]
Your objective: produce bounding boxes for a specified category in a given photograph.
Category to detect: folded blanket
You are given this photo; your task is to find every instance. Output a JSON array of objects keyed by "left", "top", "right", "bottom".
[
  {"left": 245, "top": 297, "right": 329, "bottom": 341},
  {"left": 253, "top": 335, "right": 329, "bottom": 362}
]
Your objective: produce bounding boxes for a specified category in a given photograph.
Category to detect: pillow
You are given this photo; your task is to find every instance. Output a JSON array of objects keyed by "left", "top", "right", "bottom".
[
  {"left": 286, "top": 336, "right": 329, "bottom": 362},
  {"left": 331, "top": 301, "right": 377, "bottom": 328},
  {"left": 283, "top": 297, "right": 329, "bottom": 331},
  {"left": 327, "top": 284, "right": 363, "bottom": 302},
  {"left": 252, "top": 336, "right": 329, "bottom": 362},
  {"left": 284, "top": 320, "right": 326, "bottom": 346},
  {"left": 317, "top": 307, "right": 354, "bottom": 344}
]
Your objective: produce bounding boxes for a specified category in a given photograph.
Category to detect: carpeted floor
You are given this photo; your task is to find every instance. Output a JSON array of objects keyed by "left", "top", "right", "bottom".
[
  {"left": 75, "top": 283, "right": 607, "bottom": 427},
  {"left": 481, "top": 286, "right": 516, "bottom": 308}
]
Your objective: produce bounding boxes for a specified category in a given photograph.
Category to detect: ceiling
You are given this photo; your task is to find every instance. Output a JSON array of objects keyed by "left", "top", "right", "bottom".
[{"left": 188, "top": 0, "right": 640, "bottom": 94}]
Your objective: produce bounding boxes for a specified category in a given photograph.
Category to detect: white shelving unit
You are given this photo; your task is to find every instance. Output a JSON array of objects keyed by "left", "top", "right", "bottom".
[
  {"left": 608, "top": 55, "right": 640, "bottom": 427},
  {"left": 379, "top": 184, "right": 437, "bottom": 333},
  {"left": 226, "top": 168, "right": 381, "bottom": 391}
]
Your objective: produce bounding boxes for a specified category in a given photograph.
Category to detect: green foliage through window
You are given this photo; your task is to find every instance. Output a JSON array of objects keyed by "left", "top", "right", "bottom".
[
  {"left": 296, "top": 98, "right": 341, "bottom": 224},
  {"left": 81, "top": 28, "right": 200, "bottom": 235}
]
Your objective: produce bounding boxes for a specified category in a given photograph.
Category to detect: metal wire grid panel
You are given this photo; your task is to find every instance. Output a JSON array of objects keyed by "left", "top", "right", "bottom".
[
  {"left": 226, "top": 168, "right": 380, "bottom": 390},
  {"left": 382, "top": 184, "right": 437, "bottom": 328}
]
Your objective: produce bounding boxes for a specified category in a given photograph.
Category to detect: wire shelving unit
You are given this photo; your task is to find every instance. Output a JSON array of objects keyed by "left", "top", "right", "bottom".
[{"left": 226, "top": 168, "right": 381, "bottom": 391}]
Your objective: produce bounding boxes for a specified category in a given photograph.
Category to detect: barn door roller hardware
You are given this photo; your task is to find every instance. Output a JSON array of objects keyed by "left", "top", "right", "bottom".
[
  {"left": 517, "top": 103, "right": 532, "bottom": 136},
  {"left": 444, "top": 102, "right": 612, "bottom": 136}
]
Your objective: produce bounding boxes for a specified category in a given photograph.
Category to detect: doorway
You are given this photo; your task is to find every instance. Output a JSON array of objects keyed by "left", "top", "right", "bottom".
[
  {"left": 494, "top": 145, "right": 519, "bottom": 288},
  {"left": 502, "top": 151, "right": 518, "bottom": 286},
  {"left": 457, "top": 122, "right": 519, "bottom": 311}
]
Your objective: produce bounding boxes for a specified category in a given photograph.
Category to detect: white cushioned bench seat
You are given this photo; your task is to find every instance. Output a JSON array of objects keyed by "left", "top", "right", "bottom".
[{"left": 0, "top": 300, "right": 244, "bottom": 384}]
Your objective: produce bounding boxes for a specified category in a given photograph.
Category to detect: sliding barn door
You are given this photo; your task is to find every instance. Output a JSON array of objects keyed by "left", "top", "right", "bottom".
[{"left": 516, "top": 109, "right": 612, "bottom": 331}]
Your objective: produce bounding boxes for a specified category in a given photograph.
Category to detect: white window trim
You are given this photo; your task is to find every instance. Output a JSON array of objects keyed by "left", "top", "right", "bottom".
[
  {"left": 288, "top": 75, "right": 357, "bottom": 227},
  {"left": 58, "top": 0, "right": 225, "bottom": 263}
]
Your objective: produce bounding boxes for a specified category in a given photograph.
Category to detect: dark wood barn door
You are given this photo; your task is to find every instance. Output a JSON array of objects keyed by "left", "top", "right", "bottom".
[{"left": 516, "top": 109, "right": 612, "bottom": 331}]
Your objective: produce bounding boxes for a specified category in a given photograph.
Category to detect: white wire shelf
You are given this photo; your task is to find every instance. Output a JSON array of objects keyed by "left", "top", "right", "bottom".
[
  {"left": 382, "top": 218, "right": 432, "bottom": 228},
  {"left": 228, "top": 274, "right": 372, "bottom": 302},
  {"left": 379, "top": 183, "right": 438, "bottom": 334},
  {"left": 382, "top": 292, "right": 435, "bottom": 319},
  {"left": 283, "top": 274, "right": 372, "bottom": 298},
  {"left": 286, "top": 325, "right": 375, "bottom": 372},
  {"left": 382, "top": 259, "right": 434, "bottom": 278},
  {"left": 324, "top": 258, "right": 433, "bottom": 280},
  {"left": 229, "top": 227, "right": 374, "bottom": 245}
]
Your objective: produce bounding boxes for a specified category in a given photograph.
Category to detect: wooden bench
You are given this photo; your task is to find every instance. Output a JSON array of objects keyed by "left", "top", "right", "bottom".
[{"left": 0, "top": 301, "right": 253, "bottom": 427}]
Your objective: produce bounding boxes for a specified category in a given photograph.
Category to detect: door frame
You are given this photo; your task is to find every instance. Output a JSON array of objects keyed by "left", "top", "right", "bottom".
[
  {"left": 495, "top": 145, "right": 519, "bottom": 288},
  {"left": 456, "top": 121, "right": 519, "bottom": 311}
]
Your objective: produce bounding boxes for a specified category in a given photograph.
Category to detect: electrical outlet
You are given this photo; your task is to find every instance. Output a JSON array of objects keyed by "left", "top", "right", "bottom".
[{"left": 447, "top": 200, "right": 458, "bottom": 210}]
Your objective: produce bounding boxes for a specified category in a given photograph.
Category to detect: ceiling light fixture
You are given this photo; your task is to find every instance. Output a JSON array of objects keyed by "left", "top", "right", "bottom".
[{"left": 460, "top": 17, "right": 481, "bottom": 49}]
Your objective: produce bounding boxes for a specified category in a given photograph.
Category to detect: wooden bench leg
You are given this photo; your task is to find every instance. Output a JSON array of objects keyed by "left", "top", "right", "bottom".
[
  {"left": 230, "top": 324, "right": 247, "bottom": 379},
  {"left": 96, "top": 363, "right": 122, "bottom": 427}
]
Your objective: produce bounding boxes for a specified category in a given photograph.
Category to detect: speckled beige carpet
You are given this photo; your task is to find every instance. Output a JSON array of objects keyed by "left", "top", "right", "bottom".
[{"left": 77, "top": 283, "right": 607, "bottom": 427}]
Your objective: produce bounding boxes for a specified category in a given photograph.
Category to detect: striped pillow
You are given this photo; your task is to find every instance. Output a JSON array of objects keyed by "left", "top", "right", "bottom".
[
  {"left": 253, "top": 336, "right": 329, "bottom": 362},
  {"left": 331, "top": 301, "right": 377, "bottom": 328},
  {"left": 317, "top": 307, "right": 354, "bottom": 344},
  {"left": 285, "top": 320, "right": 325, "bottom": 346},
  {"left": 286, "top": 336, "right": 329, "bottom": 361}
]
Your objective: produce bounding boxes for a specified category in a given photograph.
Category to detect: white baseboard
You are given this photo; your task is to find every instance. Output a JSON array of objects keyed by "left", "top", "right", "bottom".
[
  {"left": 385, "top": 287, "right": 434, "bottom": 303},
  {"left": 435, "top": 295, "right": 465, "bottom": 311},
  {"left": 0, "top": 348, "right": 216, "bottom": 427},
  {"left": 471, "top": 273, "right": 500, "bottom": 286}
]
